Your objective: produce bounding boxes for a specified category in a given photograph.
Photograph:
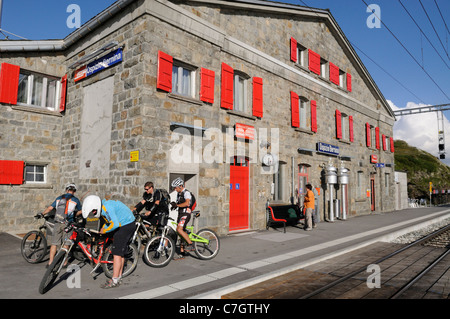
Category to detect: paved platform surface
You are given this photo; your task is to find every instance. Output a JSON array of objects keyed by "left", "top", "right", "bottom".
[{"left": 2, "top": 206, "right": 450, "bottom": 299}]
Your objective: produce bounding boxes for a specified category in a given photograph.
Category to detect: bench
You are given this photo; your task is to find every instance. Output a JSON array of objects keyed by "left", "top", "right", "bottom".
[{"left": 266, "top": 204, "right": 304, "bottom": 233}]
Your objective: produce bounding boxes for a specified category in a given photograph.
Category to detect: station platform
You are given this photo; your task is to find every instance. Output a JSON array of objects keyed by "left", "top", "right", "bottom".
[{"left": 190, "top": 205, "right": 450, "bottom": 299}]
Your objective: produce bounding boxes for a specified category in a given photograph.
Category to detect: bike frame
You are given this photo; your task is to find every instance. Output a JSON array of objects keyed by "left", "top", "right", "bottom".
[
  {"left": 170, "top": 215, "right": 210, "bottom": 244},
  {"left": 55, "top": 227, "right": 113, "bottom": 276}
]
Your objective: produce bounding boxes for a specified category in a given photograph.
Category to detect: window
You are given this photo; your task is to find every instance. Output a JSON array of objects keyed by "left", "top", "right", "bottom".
[
  {"left": 370, "top": 126, "right": 376, "bottom": 148},
  {"left": 357, "top": 171, "right": 365, "bottom": 198},
  {"left": 233, "top": 73, "right": 248, "bottom": 113},
  {"left": 172, "top": 62, "right": 196, "bottom": 98},
  {"left": 297, "top": 44, "right": 308, "bottom": 68},
  {"left": 320, "top": 58, "right": 328, "bottom": 78},
  {"left": 17, "top": 70, "right": 61, "bottom": 111},
  {"left": 25, "top": 164, "right": 46, "bottom": 184},
  {"left": 339, "top": 69, "right": 346, "bottom": 89},
  {"left": 273, "top": 162, "right": 286, "bottom": 201},
  {"left": 341, "top": 113, "right": 349, "bottom": 141},
  {"left": 299, "top": 97, "right": 309, "bottom": 130}
]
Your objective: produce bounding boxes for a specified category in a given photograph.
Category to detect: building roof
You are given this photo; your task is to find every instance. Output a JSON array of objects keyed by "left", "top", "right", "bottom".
[{"left": 0, "top": 0, "right": 394, "bottom": 118}]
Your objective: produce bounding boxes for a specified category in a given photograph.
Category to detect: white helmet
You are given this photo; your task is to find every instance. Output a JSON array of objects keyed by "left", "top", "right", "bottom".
[
  {"left": 171, "top": 177, "right": 184, "bottom": 188},
  {"left": 82, "top": 195, "right": 102, "bottom": 218},
  {"left": 65, "top": 183, "right": 77, "bottom": 191}
]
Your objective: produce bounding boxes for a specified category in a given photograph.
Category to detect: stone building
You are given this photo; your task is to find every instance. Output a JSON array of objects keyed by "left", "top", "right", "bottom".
[{"left": 0, "top": 0, "right": 396, "bottom": 234}]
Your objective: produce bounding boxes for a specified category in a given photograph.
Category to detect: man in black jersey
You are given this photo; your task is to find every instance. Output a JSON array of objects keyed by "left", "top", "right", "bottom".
[
  {"left": 133, "top": 181, "right": 168, "bottom": 225},
  {"left": 170, "top": 177, "right": 194, "bottom": 253}
]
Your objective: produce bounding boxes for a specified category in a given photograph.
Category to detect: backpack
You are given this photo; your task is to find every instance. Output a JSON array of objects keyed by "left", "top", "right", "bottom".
[
  {"left": 157, "top": 189, "right": 170, "bottom": 206},
  {"left": 54, "top": 194, "right": 73, "bottom": 223},
  {"left": 187, "top": 190, "right": 196, "bottom": 210}
]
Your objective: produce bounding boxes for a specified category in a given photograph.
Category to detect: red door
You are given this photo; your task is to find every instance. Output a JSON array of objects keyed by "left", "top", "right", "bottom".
[
  {"left": 229, "top": 157, "right": 249, "bottom": 231},
  {"left": 370, "top": 175, "right": 376, "bottom": 211}
]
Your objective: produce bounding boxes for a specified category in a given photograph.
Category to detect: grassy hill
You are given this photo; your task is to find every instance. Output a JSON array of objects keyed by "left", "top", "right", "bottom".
[{"left": 394, "top": 140, "right": 450, "bottom": 199}]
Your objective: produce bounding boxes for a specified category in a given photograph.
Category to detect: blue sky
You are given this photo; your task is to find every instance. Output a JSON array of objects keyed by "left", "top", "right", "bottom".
[{"left": 1, "top": 0, "right": 450, "bottom": 159}]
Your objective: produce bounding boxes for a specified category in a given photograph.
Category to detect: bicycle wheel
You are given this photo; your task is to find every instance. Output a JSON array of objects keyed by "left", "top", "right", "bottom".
[
  {"left": 38, "top": 250, "right": 65, "bottom": 294},
  {"left": 143, "top": 235, "right": 175, "bottom": 268},
  {"left": 102, "top": 243, "right": 139, "bottom": 278},
  {"left": 21, "top": 230, "right": 48, "bottom": 263},
  {"left": 193, "top": 229, "right": 220, "bottom": 260}
]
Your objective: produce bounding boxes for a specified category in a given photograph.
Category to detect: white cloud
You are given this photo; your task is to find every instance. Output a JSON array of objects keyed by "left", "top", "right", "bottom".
[{"left": 390, "top": 100, "right": 450, "bottom": 166}]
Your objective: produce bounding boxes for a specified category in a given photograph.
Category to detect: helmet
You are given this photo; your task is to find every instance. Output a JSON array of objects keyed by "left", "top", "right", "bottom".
[
  {"left": 171, "top": 177, "right": 184, "bottom": 188},
  {"left": 65, "top": 183, "right": 77, "bottom": 192},
  {"left": 82, "top": 195, "right": 102, "bottom": 218}
]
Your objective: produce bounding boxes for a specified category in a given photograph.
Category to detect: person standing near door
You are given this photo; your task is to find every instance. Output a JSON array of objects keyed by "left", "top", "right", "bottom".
[{"left": 304, "top": 184, "right": 315, "bottom": 231}]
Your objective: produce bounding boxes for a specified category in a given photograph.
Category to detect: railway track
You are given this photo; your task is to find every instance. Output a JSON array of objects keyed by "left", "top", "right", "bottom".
[
  {"left": 222, "top": 222, "right": 450, "bottom": 299},
  {"left": 301, "top": 224, "right": 450, "bottom": 299}
]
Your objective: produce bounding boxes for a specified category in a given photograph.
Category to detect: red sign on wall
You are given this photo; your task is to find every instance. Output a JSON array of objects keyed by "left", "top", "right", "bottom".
[
  {"left": 235, "top": 123, "right": 255, "bottom": 140},
  {"left": 370, "top": 154, "right": 378, "bottom": 164}
]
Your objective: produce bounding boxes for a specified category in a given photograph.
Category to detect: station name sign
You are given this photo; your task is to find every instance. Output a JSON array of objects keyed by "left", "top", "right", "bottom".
[
  {"left": 74, "top": 48, "right": 123, "bottom": 82},
  {"left": 317, "top": 142, "right": 339, "bottom": 156}
]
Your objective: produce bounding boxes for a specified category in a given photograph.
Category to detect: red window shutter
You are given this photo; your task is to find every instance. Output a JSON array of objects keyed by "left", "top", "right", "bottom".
[
  {"left": 347, "top": 73, "right": 352, "bottom": 92},
  {"left": 0, "top": 63, "right": 20, "bottom": 105},
  {"left": 157, "top": 51, "right": 173, "bottom": 92},
  {"left": 252, "top": 77, "right": 263, "bottom": 118},
  {"left": 290, "top": 37, "right": 297, "bottom": 62},
  {"left": 310, "top": 100, "right": 317, "bottom": 133},
  {"left": 329, "top": 62, "right": 340, "bottom": 85},
  {"left": 390, "top": 137, "right": 395, "bottom": 152},
  {"left": 382, "top": 134, "right": 387, "bottom": 151},
  {"left": 349, "top": 115, "right": 354, "bottom": 142},
  {"left": 308, "top": 50, "right": 320, "bottom": 75},
  {"left": 375, "top": 127, "right": 380, "bottom": 150},
  {"left": 59, "top": 75, "right": 68, "bottom": 112},
  {"left": 0, "top": 160, "right": 24, "bottom": 185},
  {"left": 200, "top": 68, "right": 215, "bottom": 104},
  {"left": 221, "top": 63, "right": 234, "bottom": 110},
  {"left": 290, "top": 91, "right": 299, "bottom": 128},
  {"left": 366, "top": 123, "right": 371, "bottom": 147},
  {"left": 335, "top": 109, "right": 342, "bottom": 139}
]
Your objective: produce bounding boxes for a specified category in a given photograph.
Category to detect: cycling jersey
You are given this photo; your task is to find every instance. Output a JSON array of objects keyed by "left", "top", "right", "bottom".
[
  {"left": 51, "top": 193, "right": 82, "bottom": 223},
  {"left": 176, "top": 189, "right": 193, "bottom": 214},
  {"left": 100, "top": 199, "right": 135, "bottom": 233}
]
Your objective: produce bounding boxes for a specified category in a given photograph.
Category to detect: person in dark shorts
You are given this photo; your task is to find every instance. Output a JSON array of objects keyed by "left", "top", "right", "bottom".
[{"left": 82, "top": 195, "right": 136, "bottom": 289}]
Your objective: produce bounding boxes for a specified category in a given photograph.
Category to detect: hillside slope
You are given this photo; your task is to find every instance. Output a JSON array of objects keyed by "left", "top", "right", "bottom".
[{"left": 394, "top": 140, "right": 450, "bottom": 199}]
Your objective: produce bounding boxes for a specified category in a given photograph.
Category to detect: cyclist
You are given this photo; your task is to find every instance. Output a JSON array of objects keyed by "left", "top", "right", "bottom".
[
  {"left": 170, "top": 177, "right": 194, "bottom": 254},
  {"left": 38, "top": 183, "right": 82, "bottom": 268},
  {"left": 133, "top": 181, "right": 168, "bottom": 225},
  {"left": 82, "top": 195, "right": 136, "bottom": 289}
]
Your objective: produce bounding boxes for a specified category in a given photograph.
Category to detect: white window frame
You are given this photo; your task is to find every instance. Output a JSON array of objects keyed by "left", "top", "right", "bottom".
[
  {"left": 172, "top": 62, "right": 197, "bottom": 98},
  {"left": 25, "top": 164, "right": 47, "bottom": 184},
  {"left": 320, "top": 58, "right": 328, "bottom": 79},
  {"left": 341, "top": 113, "right": 349, "bottom": 141},
  {"left": 299, "top": 97, "right": 310, "bottom": 130},
  {"left": 297, "top": 44, "right": 308, "bottom": 68},
  {"left": 339, "top": 69, "right": 346, "bottom": 89},
  {"left": 17, "top": 70, "right": 61, "bottom": 111},
  {"left": 233, "top": 72, "right": 249, "bottom": 113}
]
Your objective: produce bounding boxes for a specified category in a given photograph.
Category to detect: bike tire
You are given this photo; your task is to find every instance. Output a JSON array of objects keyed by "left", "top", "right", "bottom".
[
  {"left": 143, "top": 235, "right": 175, "bottom": 268},
  {"left": 21, "top": 230, "right": 48, "bottom": 264},
  {"left": 193, "top": 229, "right": 220, "bottom": 260},
  {"left": 102, "top": 243, "right": 138, "bottom": 278},
  {"left": 38, "top": 250, "right": 65, "bottom": 294}
]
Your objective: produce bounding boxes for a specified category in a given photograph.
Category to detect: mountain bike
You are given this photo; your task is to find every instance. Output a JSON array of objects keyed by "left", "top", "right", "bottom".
[
  {"left": 130, "top": 211, "right": 161, "bottom": 252},
  {"left": 143, "top": 211, "right": 220, "bottom": 268},
  {"left": 21, "top": 214, "right": 51, "bottom": 263},
  {"left": 38, "top": 222, "right": 138, "bottom": 294}
]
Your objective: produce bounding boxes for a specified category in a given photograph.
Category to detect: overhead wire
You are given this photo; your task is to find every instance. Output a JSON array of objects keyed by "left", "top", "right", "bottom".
[
  {"left": 398, "top": 0, "right": 449, "bottom": 70},
  {"left": 418, "top": 0, "right": 449, "bottom": 60},
  {"left": 295, "top": 0, "right": 427, "bottom": 104},
  {"left": 360, "top": 0, "right": 449, "bottom": 101}
]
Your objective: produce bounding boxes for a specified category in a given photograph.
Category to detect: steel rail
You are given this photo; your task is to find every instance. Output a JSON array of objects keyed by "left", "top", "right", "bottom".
[{"left": 299, "top": 223, "right": 450, "bottom": 299}]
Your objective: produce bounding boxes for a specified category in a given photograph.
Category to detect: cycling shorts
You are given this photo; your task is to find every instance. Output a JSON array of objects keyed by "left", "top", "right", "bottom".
[
  {"left": 177, "top": 212, "right": 191, "bottom": 231},
  {"left": 111, "top": 222, "right": 136, "bottom": 257}
]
